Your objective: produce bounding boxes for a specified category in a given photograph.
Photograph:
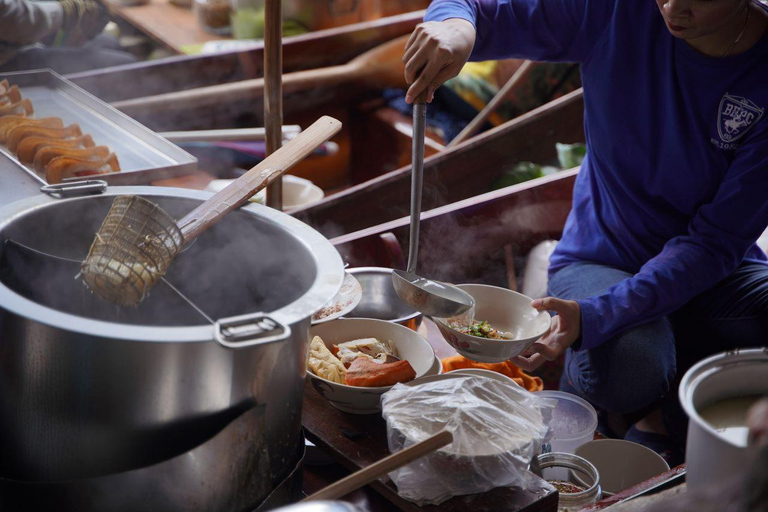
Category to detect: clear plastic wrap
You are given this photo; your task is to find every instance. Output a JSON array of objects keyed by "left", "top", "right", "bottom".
[{"left": 381, "top": 375, "right": 554, "bottom": 505}]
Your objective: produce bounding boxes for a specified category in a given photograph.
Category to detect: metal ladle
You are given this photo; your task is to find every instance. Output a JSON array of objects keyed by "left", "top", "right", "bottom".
[{"left": 392, "top": 91, "right": 475, "bottom": 318}]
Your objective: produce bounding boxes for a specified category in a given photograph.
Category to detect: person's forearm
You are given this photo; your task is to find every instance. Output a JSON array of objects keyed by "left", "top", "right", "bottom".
[
  {"left": 426, "top": 0, "right": 614, "bottom": 63},
  {"left": 0, "top": 0, "right": 64, "bottom": 44}
]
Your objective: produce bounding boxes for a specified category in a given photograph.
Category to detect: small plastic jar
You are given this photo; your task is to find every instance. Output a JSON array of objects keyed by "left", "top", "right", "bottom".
[{"left": 535, "top": 452, "right": 602, "bottom": 512}]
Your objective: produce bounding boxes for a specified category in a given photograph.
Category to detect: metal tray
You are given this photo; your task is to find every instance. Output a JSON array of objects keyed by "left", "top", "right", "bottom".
[{"left": 0, "top": 69, "right": 197, "bottom": 185}]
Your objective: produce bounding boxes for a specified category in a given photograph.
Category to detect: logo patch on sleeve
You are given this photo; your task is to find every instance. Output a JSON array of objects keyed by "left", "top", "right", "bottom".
[{"left": 717, "top": 94, "right": 764, "bottom": 143}]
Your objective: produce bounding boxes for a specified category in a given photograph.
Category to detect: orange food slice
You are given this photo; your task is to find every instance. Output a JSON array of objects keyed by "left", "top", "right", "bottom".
[
  {"left": 46, "top": 153, "right": 120, "bottom": 184},
  {"left": 344, "top": 357, "right": 416, "bottom": 387},
  {"left": 8, "top": 124, "right": 82, "bottom": 154}
]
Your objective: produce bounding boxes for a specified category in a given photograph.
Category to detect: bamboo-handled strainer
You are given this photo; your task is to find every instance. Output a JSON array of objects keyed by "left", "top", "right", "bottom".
[{"left": 81, "top": 116, "right": 342, "bottom": 307}]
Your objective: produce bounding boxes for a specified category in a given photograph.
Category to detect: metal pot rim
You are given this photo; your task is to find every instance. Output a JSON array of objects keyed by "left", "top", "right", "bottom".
[
  {"left": 678, "top": 347, "right": 768, "bottom": 442},
  {"left": 344, "top": 266, "right": 422, "bottom": 324},
  {"left": 0, "top": 186, "right": 344, "bottom": 342}
]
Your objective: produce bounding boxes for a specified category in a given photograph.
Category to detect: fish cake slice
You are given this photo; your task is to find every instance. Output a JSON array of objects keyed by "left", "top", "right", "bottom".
[
  {"left": 0, "top": 98, "right": 32, "bottom": 118},
  {"left": 8, "top": 123, "right": 82, "bottom": 153},
  {"left": 0, "top": 79, "right": 9, "bottom": 96},
  {"left": 46, "top": 153, "right": 120, "bottom": 184},
  {"left": 0, "top": 116, "right": 64, "bottom": 143},
  {"left": 34, "top": 145, "right": 110, "bottom": 174},
  {"left": 17, "top": 134, "right": 94, "bottom": 163}
]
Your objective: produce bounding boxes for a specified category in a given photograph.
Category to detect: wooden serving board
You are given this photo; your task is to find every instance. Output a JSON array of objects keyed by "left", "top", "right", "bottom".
[{"left": 301, "top": 380, "right": 558, "bottom": 512}]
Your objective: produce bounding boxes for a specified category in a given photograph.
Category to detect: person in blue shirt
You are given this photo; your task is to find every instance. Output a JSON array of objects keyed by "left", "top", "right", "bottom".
[{"left": 405, "top": 0, "right": 768, "bottom": 463}]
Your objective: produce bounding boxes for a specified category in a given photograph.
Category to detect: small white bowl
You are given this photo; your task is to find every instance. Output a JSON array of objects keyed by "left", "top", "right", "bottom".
[
  {"left": 308, "top": 318, "right": 437, "bottom": 415},
  {"left": 206, "top": 174, "right": 324, "bottom": 209},
  {"left": 433, "top": 284, "right": 551, "bottom": 363},
  {"left": 574, "top": 439, "right": 670, "bottom": 494}
]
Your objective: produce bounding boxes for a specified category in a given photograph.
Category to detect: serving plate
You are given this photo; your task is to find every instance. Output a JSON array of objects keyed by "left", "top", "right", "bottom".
[{"left": 311, "top": 272, "right": 362, "bottom": 325}]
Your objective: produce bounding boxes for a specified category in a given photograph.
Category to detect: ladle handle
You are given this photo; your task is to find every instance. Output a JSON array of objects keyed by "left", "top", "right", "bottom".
[
  {"left": 406, "top": 90, "right": 427, "bottom": 274},
  {"left": 177, "top": 116, "right": 341, "bottom": 242},
  {"left": 303, "top": 430, "right": 453, "bottom": 502}
]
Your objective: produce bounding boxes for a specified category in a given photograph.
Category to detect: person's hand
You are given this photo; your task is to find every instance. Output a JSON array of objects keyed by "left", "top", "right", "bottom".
[
  {"left": 510, "top": 297, "right": 581, "bottom": 372},
  {"left": 748, "top": 398, "right": 768, "bottom": 446},
  {"left": 402, "top": 18, "right": 476, "bottom": 104}
]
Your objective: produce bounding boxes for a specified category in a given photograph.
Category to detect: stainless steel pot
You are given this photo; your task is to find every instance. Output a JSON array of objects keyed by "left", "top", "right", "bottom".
[
  {"left": 344, "top": 267, "right": 422, "bottom": 331},
  {"left": 0, "top": 186, "right": 343, "bottom": 509},
  {"left": 679, "top": 348, "right": 768, "bottom": 490}
]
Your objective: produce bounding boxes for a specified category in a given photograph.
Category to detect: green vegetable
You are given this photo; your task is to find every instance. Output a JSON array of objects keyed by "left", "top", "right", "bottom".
[{"left": 556, "top": 142, "right": 587, "bottom": 169}]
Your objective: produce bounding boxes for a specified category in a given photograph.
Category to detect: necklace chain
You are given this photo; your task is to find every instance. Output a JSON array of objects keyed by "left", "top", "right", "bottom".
[{"left": 723, "top": 2, "right": 752, "bottom": 57}]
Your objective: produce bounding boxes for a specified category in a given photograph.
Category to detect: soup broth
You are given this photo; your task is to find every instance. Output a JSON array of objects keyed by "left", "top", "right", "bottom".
[{"left": 698, "top": 395, "right": 764, "bottom": 446}]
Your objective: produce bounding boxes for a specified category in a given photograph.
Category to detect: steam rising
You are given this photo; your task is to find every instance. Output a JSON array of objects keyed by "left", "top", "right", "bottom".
[{"left": 0, "top": 196, "right": 316, "bottom": 326}]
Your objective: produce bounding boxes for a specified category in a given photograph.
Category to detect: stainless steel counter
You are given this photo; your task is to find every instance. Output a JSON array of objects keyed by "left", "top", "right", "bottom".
[{"left": 0, "top": 153, "right": 43, "bottom": 206}]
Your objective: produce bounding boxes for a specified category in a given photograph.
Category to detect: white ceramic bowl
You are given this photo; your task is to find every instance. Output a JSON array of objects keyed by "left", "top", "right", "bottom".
[
  {"left": 206, "top": 174, "right": 324, "bottom": 209},
  {"left": 574, "top": 439, "right": 670, "bottom": 494},
  {"left": 433, "top": 284, "right": 551, "bottom": 363},
  {"left": 307, "top": 318, "right": 438, "bottom": 415}
]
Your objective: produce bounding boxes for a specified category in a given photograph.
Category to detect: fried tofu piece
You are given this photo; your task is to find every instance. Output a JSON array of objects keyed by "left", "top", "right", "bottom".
[{"left": 308, "top": 336, "right": 346, "bottom": 384}]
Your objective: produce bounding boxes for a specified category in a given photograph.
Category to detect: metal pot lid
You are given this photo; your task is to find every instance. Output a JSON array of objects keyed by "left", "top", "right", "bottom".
[{"left": 0, "top": 187, "right": 344, "bottom": 342}]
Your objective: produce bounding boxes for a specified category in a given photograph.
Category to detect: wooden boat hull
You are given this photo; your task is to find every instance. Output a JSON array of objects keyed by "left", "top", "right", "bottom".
[
  {"left": 294, "top": 89, "right": 585, "bottom": 238},
  {"left": 67, "top": 11, "right": 425, "bottom": 104}
]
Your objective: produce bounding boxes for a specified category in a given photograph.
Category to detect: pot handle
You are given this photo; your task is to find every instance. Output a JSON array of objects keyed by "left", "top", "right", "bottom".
[{"left": 214, "top": 312, "right": 292, "bottom": 349}]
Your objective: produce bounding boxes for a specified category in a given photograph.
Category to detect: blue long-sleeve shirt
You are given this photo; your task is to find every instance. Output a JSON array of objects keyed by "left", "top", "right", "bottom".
[{"left": 426, "top": 0, "right": 768, "bottom": 350}]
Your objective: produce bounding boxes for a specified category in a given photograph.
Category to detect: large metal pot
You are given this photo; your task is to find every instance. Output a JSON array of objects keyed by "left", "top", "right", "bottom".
[
  {"left": 679, "top": 348, "right": 768, "bottom": 490},
  {"left": 0, "top": 186, "right": 343, "bottom": 509}
]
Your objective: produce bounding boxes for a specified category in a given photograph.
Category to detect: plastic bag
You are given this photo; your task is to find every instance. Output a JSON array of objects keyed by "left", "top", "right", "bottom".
[{"left": 381, "top": 375, "right": 554, "bottom": 505}]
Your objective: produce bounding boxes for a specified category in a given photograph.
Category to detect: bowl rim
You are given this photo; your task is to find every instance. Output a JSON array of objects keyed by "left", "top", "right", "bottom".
[
  {"left": 574, "top": 438, "right": 671, "bottom": 470},
  {"left": 308, "top": 317, "right": 435, "bottom": 391},
  {"left": 433, "top": 284, "right": 552, "bottom": 343}
]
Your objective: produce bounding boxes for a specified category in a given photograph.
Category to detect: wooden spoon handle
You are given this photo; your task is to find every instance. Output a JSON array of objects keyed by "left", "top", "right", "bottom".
[
  {"left": 177, "top": 115, "right": 342, "bottom": 242},
  {"left": 303, "top": 430, "right": 453, "bottom": 502}
]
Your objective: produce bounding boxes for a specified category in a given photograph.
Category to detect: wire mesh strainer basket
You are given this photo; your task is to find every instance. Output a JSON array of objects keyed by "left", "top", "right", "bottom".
[{"left": 81, "top": 196, "right": 184, "bottom": 306}]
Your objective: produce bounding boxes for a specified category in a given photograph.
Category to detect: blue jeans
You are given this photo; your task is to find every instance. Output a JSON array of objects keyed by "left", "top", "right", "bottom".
[{"left": 549, "top": 261, "right": 768, "bottom": 439}]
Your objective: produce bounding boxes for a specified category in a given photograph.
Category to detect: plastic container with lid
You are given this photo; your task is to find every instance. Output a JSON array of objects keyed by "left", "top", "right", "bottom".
[{"left": 536, "top": 390, "right": 598, "bottom": 454}]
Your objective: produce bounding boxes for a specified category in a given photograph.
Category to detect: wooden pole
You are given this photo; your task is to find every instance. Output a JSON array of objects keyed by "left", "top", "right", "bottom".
[
  {"left": 264, "top": 0, "right": 283, "bottom": 210},
  {"left": 447, "top": 60, "right": 534, "bottom": 148}
]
